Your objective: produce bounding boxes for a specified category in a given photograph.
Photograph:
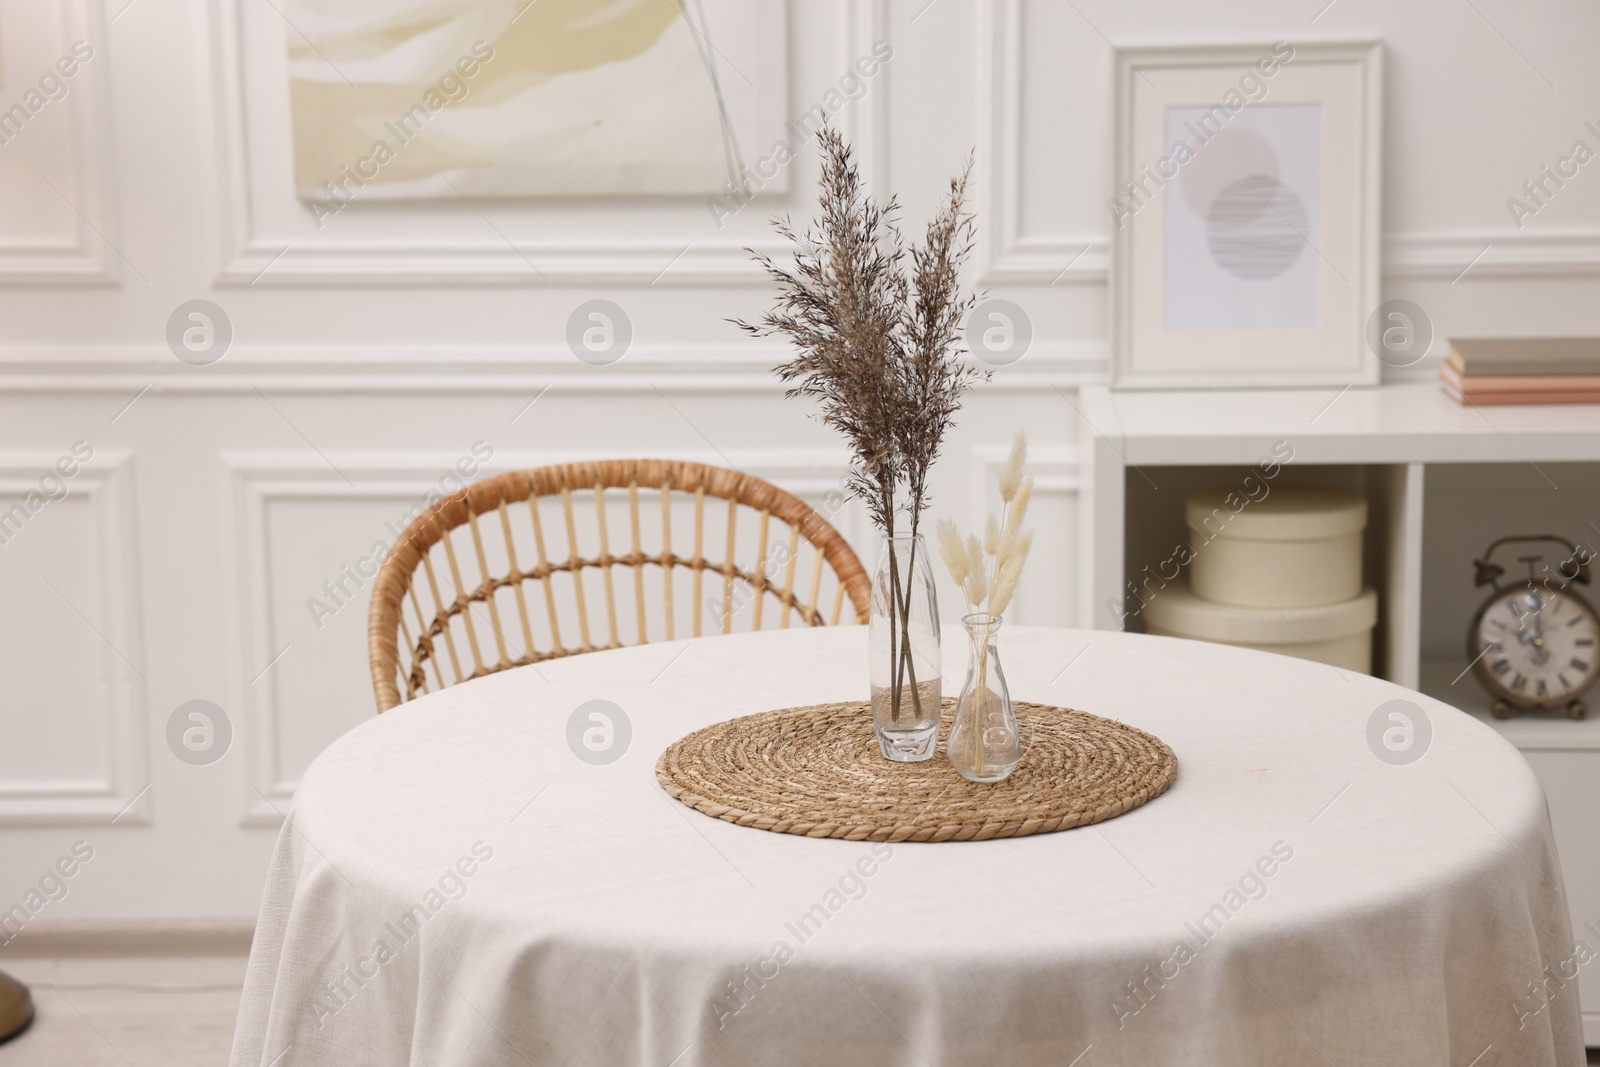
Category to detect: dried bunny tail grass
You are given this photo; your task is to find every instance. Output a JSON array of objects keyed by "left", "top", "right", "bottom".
[
  {"left": 997, "top": 432, "right": 1028, "bottom": 502},
  {"left": 997, "top": 527, "right": 1033, "bottom": 575},
  {"left": 989, "top": 533, "right": 1032, "bottom": 615},
  {"left": 983, "top": 514, "right": 1000, "bottom": 555},
  {"left": 965, "top": 565, "right": 989, "bottom": 608},
  {"left": 989, "top": 563, "right": 1022, "bottom": 615},
  {"left": 963, "top": 533, "right": 987, "bottom": 605},
  {"left": 937, "top": 519, "right": 970, "bottom": 586},
  {"left": 1002, "top": 478, "right": 1033, "bottom": 540},
  {"left": 997, "top": 524, "right": 1021, "bottom": 565}
]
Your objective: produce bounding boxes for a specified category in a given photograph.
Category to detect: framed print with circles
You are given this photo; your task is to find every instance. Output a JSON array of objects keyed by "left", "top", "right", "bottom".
[{"left": 1108, "top": 40, "right": 1383, "bottom": 389}]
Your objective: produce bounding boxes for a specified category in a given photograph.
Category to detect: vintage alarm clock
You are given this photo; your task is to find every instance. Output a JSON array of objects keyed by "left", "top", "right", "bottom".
[{"left": 1468, "top": 535, "right": 1600, "bottom": 720}]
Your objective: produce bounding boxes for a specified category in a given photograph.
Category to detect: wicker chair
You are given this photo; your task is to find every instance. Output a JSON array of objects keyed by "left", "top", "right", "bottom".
[{"left": 367, "top": 459, "right": 871, "bottom": 712}]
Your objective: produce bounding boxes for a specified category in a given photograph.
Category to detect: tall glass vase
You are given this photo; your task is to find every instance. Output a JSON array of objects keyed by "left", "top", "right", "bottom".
[
  {"left": 947, "top": 613, "right": 1021, "bottom": 782},
  {"left": 869, "top": 535, "right": 942, "bottom": 761}
]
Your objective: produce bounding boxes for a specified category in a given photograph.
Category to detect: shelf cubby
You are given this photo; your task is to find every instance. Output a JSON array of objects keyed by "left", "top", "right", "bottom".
[{"left": 1080, "top": 383, "right": 1600, "bottom": 1041}]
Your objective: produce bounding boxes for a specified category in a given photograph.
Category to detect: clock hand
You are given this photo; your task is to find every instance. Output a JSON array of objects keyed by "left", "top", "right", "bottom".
[{"left": 1516, "top": 591, "right": 1547, "bottom": 644}]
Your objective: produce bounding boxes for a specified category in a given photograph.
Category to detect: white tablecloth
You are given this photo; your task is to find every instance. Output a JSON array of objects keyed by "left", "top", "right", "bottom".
[{"left": 231, "top": 626, "right": 1583, "bottom": 1067}]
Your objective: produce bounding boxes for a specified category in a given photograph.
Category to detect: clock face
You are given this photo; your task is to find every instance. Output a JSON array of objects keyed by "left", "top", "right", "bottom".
[{"left": 1471, "top": 586, "right": 1600, "bottom": 708}]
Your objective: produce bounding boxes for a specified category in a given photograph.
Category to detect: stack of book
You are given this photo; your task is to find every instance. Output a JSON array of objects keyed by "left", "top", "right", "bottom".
[{"left": 1441, "top": 338, "right": 1600, "bottom": 405}]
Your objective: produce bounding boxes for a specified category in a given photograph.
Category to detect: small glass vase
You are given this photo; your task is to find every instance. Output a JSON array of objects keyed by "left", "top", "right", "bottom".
[
  {"left": 869, "top": 534, "right": 942, "bottom": 761},
  {"left": 947, "top": 613, "right": 1021, "bottom": 782}
]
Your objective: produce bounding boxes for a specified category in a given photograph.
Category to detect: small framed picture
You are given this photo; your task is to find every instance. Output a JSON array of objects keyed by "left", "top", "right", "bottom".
[{"left": 1109, "top": 40, "right": 1383, "bottom": 389}]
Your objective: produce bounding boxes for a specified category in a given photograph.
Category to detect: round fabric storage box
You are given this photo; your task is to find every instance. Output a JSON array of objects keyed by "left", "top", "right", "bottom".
[
  {"left": 1186, "top": 486, "right": 1367, "bottom": 608},
  {"left": 1144, "top": 579, "right": 1378, "bottom": 673}
]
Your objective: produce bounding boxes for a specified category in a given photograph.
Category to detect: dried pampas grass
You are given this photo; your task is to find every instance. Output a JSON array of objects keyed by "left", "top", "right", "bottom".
[
  {"left": 736, "top": 126, "right": 992, "bottom": 724},
  {"left": 736, "top": 125, "right": 988, "bottom": 542},
  {"left": 941, "top": 431, "right": 1035, "bottom": 616}
]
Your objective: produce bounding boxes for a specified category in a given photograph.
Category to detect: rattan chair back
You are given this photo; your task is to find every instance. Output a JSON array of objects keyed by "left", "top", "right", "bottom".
[{"left": 368, "top": 460, "right": 869, "bottom": 712}]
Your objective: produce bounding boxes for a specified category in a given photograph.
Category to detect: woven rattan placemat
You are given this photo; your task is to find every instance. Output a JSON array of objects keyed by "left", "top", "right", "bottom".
[{"left": 655, "top": 699, "right": 1177, "bottom": 842}]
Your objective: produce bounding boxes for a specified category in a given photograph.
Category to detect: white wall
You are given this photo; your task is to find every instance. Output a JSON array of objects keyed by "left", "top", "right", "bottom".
[{"left": 2, "top": 0, "right": 1599, "bottom": 921}]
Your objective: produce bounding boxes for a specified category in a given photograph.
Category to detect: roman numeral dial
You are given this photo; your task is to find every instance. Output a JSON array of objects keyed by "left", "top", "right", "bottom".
[{"left": 1471, "top": 587, "right": 1600, "bottom": 709}]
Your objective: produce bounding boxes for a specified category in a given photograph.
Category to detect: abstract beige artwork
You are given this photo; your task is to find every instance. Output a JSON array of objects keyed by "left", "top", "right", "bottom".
[{"left": 287, "top": 0, "right": 787, "bottom": 201}]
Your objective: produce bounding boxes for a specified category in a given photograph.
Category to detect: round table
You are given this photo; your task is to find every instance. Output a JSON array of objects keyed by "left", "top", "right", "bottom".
[{"left": 230, "top": 627, "right": 1584, "bottom": 1067}]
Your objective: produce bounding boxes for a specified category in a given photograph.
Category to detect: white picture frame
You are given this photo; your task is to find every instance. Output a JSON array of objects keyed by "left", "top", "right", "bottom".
[{"left": 1109, "top": 40, "right": 1383, "bottom": 390}]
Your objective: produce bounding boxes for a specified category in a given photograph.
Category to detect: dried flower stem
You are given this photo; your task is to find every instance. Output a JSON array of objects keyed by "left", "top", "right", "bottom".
[
  {"left": 737, "top": 127, "right": 989, "bottom": 722},
  {"left": 941, "top": 432, "right": 1034, "bottom": 618},
  {"left": 942, "top": 432, "right": 1032, "bottom": 776}
]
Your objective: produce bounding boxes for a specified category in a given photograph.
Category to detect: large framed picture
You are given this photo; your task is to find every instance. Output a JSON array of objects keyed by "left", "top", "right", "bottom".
[
  {"left": 1109, "top": 41, "right": 1383, "bottom": 389},
  {"left": 282, "top": 0, "right": 788, "bottom": 201}
]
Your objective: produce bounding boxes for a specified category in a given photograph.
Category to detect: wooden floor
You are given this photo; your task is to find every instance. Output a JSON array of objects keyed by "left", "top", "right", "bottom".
[
  {"left": 0, "top": 957, "right": 245, "bottom": 1067},
  {"left": 0, "top": 956, "right": 1595, "bottom": 1065}
]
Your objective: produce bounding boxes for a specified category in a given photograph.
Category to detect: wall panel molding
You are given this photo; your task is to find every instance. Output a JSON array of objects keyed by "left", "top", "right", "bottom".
[
  {"left": 208, "top": 0, "right": 890, "bottom": 287},
  {"left": 0, "top": 0, "right": 122, "bottom": 285},
  {"left": 224, "top": 447, "right": 868, "bottom": 825},
  {"left": 0, "top": 450, "right": 149, "bottom": 824},
  {"left": 1381, "top": 230, "right": 1600, "bottom": 279},
  {"left": 0, "top": 342, "right": 1110, "bottom": 393},
  {"left": 977, "top": 231, "right": 1600, "bottom": 286},
  {"left": 975, "top": 0, "right": 1600, "bottom": 286}
]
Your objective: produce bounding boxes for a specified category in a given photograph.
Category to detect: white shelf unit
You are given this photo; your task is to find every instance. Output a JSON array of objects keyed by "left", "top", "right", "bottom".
[{"left": 1079, "top": 382, "right": 1600, "bottom": 1043}]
